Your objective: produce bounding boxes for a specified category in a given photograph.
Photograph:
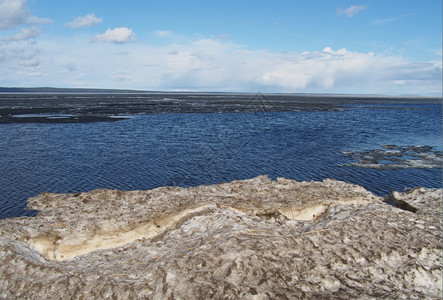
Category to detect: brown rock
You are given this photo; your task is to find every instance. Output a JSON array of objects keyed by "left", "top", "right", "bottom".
[{"left": 0, "top": 176, "right": 441, "bottom": 299}]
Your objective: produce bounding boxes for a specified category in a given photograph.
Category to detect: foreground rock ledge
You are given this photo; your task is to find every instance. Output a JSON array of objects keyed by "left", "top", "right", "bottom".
[{"left": 0, "top": 176, "right": 441, "bottom": 299}]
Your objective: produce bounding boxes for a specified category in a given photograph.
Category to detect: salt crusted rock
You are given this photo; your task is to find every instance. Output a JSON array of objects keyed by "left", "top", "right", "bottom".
[{"left": 0, "top": 176, "right": 441, "bottom": 299}]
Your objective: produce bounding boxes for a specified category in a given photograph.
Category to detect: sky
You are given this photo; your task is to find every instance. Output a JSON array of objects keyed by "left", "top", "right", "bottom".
[{"left": 0, "top": 0, "right": 441, "bottom": 95}]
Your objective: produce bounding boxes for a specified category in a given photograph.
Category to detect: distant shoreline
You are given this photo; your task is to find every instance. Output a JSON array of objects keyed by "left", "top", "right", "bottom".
[
  {"left": 0, "top": 92, "right": 440, "bottom": 124},
  {"left": 0, "top": 87, "right": 441, "bottom": 99}
]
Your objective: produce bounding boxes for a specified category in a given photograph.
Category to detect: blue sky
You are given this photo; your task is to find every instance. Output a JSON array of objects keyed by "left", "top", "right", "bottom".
[{"left": 0, "top": 0, "right": 441, "bottom": 95}]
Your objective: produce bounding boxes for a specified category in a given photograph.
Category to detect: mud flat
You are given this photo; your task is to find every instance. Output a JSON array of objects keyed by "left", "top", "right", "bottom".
[
  {"left": 1, "top": 92, "right": 440, "bottom": 123},
  {"left": 0, "top": 176, "right": 441, "bottom": 299}
]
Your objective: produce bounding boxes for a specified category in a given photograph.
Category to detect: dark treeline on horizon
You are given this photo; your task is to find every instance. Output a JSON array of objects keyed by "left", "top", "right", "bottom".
[{"left": 0, "top": 87, "right": 441, "bottom": 99}]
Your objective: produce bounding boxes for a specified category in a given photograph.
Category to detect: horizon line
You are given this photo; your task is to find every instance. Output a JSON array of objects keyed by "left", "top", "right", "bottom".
[{"left": 0, "top": 86, "right": 441, "bottom": 98}]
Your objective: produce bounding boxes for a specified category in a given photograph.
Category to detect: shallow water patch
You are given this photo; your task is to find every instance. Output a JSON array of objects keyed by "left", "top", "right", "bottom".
[{"left": 342, "top": 145, "right": 442, "bottom": 169}]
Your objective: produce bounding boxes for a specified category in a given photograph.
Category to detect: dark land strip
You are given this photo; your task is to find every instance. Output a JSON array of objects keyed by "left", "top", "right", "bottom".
[{"left": 0, "top": 93, "right": 440, "bottom": 123}]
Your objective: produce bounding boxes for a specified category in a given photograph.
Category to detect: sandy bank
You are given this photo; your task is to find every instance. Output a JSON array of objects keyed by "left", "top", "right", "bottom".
[{"left": 0, "top": 176, "right": 441, "bottom": 299}]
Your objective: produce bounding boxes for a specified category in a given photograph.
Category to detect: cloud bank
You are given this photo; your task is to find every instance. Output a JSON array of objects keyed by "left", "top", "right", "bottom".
[
  {"left": 0, "top": 20, "right": 441, "bottom": 95},
  {"left": 92, "top": 27, "right": 135, "bottom": 44},
  {"left": 3, "top": 34, "right": 437, "bottom": 95},
  {"left": 65, "top": 13, "right": 103, "bottom": 29}
]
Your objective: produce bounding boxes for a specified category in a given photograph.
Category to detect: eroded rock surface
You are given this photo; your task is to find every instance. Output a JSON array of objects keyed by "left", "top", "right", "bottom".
[{"left": 0, "top": 176, "right": 441, "bottom": 299}]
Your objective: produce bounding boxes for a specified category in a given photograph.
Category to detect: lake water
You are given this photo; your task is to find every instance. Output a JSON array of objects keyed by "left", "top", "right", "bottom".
[{"left": 0, "top": 97, "right": 441, "bottom": 219}]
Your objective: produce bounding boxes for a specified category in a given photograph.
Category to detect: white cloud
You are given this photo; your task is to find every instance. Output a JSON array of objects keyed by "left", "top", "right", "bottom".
[
  {"left": 92, "top": 27, "right": 135, "bottom": 44},
  {"left": 0, "top": 0, "right": 51, "bottom": 29},
  {"left": 154, "top": 30, "right": 173, "bottom": 38},
  {"left": 0, "top": 0, "right": 29, "bottom": 29},
  {"left": 19, "top": 58, "right": 39, "bottom": 67},
  {"left": 1, "top": 26, "right": 40, "bottom": 42},
  {"left": 337, "top": 5, "right": 367, "bottom": 17},
  {"left": 372, "top": 14, "right": 412, "bottom": 25},
  {"left": 26, "top": 15, "right": 52, "bottom": 25},
  {"left": 63, "top": 63, "right": 77, "bottom": 73},
  {"left": 65, "top": 13, "right": 103, "bottom": 29},
  {"left": 0, "top": 34, "right": 441, "bottom": 95},
  {"left": 214, "top": 33, "right": 230, "bottom": 40}
]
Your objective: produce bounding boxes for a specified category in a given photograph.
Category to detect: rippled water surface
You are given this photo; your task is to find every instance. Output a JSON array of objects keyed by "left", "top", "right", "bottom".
[{"left": 0, "top": 99, "right": 441, "bottom": 218}]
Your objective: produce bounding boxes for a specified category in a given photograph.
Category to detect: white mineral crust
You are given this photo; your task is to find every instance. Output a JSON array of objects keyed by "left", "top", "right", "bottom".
[{"left": 0, "top": 176, "right": 441, "bottom": 299}]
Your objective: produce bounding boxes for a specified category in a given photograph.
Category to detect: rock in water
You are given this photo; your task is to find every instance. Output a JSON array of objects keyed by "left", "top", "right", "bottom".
[{"left": 0, "top": 176, "right": 441, "bottom": 299}]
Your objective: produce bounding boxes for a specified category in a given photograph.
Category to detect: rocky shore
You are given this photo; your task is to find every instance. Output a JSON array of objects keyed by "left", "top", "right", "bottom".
[{"left": 0, "top": 176, "right": 441, "bottom": 299}]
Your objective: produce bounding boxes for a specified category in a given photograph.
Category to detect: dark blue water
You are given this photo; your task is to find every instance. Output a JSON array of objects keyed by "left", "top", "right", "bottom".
[{"left": 1, "top": 102, "right": 441, "bottom": 219}]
